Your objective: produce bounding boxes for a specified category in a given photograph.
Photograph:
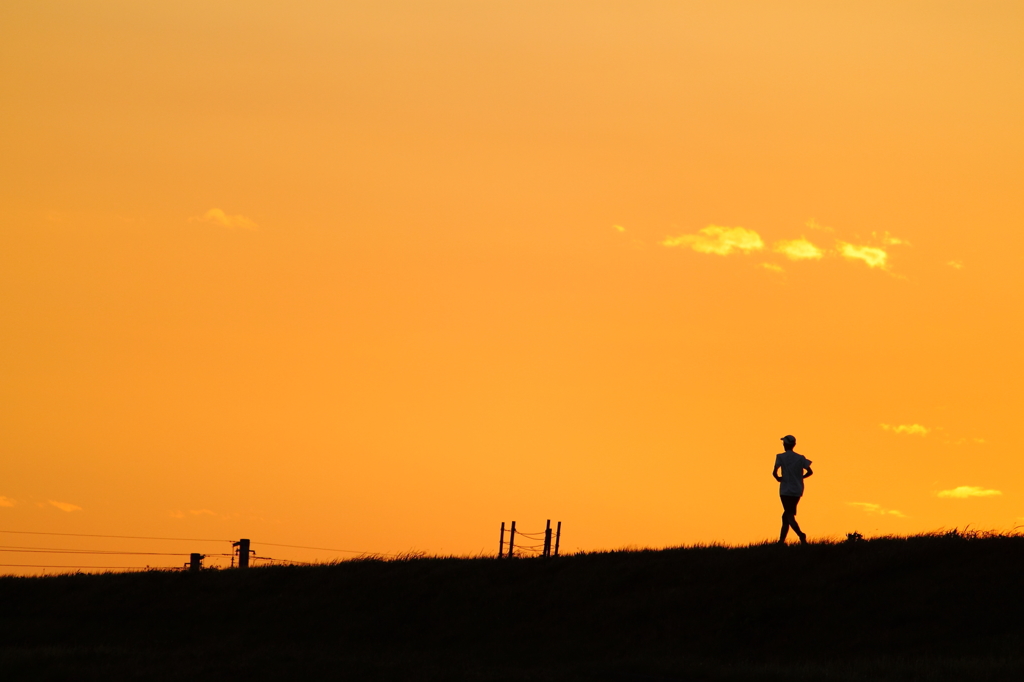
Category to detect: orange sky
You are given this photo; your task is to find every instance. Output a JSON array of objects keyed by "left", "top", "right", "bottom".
[{"left": 2, "top": 1, "right": 1023, "bottom": 573}]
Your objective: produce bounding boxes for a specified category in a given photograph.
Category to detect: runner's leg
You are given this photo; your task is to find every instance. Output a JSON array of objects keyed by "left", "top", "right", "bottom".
[
  {"left": 788, "top": 497, "right": 807, "bottom": 544},
  {"left": 779, "top": 496, "right": 794, "bottom": 543},
  {"left": 780, "top": 496, "right": 805, "bottom": 544}
]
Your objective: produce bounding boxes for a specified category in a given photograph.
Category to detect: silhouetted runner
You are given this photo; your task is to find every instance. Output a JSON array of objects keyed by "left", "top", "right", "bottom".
[{"left": 773, "top": 435, "right": 813, "bottom": 545}]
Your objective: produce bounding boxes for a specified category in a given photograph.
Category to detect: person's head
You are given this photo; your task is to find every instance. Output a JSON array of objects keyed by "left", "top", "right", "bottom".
[{"left": 781, "top": 434, "right": 796, "bottom": 451}]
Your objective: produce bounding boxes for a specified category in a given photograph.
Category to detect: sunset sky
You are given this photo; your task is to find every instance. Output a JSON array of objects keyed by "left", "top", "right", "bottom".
[{"left": 2, "top": 1, "right": 1022, "bottom": 573}]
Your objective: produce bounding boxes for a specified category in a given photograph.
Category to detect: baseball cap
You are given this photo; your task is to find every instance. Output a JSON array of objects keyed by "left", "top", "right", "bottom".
[{"left": 781, "top": 434, "right": 796, "bottom": 444}]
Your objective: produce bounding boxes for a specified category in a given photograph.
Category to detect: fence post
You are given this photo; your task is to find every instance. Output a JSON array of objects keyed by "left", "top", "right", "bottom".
[
  {"left": 554, "top": 521, "right": 561, "bottom": 557},
  {"left": 508, "top": 521, "right": 516, "bottom": 559},
  {"left": 234, "top": 539, "right": 251, "bottom": 569},
  {"left": 499, "top": 522, "right": 505, "bottom": 559},
  {"left": 188, "top": 553, "right": 203, "bottom": 572},
  {"left": 543, "top": 519, "right": 552, "bottom": 557}
]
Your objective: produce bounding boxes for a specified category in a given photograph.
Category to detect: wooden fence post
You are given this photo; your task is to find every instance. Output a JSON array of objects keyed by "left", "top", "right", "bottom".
[
  {"left": 188, "top": 553, "right": 203, "bottom": 572},
  {"left": 234, "top": 539, "right": 251, "bottom": 569},
  {"left": 508, "top": 521, "right": 516, "bottom": 559},
  {"left": 543, "top": 519, "right": 552, "bottom": 557},
  {"left": 554, "top": 521, "right": 561, "bottom": 557},
  {"left": 499, "top": 522, "right": 505, "bottom": 559}
]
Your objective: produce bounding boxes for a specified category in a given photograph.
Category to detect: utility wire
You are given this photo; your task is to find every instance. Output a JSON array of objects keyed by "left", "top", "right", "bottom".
[
  {"left": 1, "top": 531, "right": 403, "bottom": 561},
  {"left": 257, "top": 542, "right": 401, "bottom": 557},
  {"left": 0, "top": 530, "right": 230, "bottom": 542},
  {"left": 0, "top": 548, "right": 197, "bottom": 556},
  {"left": 252, "top": 556, "right": 310, "bottom": 566},
  {"left": 0, "top": 547, "right": 237, "bottom": 557},
  {"left": 0, "top": 564, "right": 158, "bottom": 569}
]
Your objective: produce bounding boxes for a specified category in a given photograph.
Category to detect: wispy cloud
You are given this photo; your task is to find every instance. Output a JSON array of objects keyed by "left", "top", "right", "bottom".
[
  {"left": 613, "top": 224, "right": 626, "bottom": 233},
  {"left": 947, "top": 436, "right": 987, "bottom": 445},
  {"left": 0, "top": 496, "right": 15, "bottom": 507},
  {"left": 838, "top": 242, "right": 888, "bottom": 269},
  {"left": 947, "top": 260, "right": 964, "bottom": 270},
  {"left": 170, "top": 508, "right": 221, "bottom": 519},
  {"left": 937, "top": 486, "right": 1002, "bottom": 499},
  {"left": 649, "top": 220, "right": 911, "bottom": 274},
  {"left": 49, "top": 500, "right": 82, "bottom": 512},
  {"left": 873, "top": 231, "right": 909, "bottom": 246},
  {"left": 190, "top": 208, "right": 258, "bottom": 230},
  {"left": 805, "top": 219, "right": 833, "bottom": 233},
  {"left": 880, "top": 423, "right": 987, "bottom": 445},
  {"left": 881, "top": 423, "right": 930, "bottom": 436},
  {"left": 662, "top": 225, "right": 763, "bottom": 255},
  {"left": 848, "top": 502, "right": 906, "bottom": 517},
  {"left": 774, "top": 238, "right": 823, "bottom": 261}
]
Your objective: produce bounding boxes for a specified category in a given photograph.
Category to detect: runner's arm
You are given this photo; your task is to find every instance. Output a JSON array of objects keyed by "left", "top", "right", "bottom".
[{"left": 803, "top": 465, "right": 813, "bottom": 478}]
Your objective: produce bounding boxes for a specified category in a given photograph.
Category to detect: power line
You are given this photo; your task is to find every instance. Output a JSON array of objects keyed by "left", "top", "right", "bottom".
[
  {"left": 0, "top": 564, "right": 157, "bottom": 569},
  {"left": 252, "top": 556, "right": 310, "bottom": 566},
  {"left": 258, "top": 542, "right": 401, "bottom": 557},
  {"left": 0, "top": 530, "right": 230, "bottom": 543},
  {"left": 0, "top": 530, "right": 401, "bottom": 560},
  {"left": 0, "top": 547, "right": 236, "bottom": 557},
  {"left": 0, "top": 548, "right": 191, "bottom": 556}
]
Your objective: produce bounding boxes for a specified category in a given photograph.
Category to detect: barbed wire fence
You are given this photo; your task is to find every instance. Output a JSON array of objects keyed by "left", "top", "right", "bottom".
[
  {"left": 0, "top": 529, "right": 405, "bottom": 576},
  {"left": 0, "top": 520, "right": 565, "bottom": 576},
  {"left": 498, "top": 520, "right": 561, "bottom": 559}
]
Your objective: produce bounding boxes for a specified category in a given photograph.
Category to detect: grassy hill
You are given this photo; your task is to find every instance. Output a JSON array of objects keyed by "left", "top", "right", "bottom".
[{"left": 2, "top": 531, "right": 1022, "bottom": 681}]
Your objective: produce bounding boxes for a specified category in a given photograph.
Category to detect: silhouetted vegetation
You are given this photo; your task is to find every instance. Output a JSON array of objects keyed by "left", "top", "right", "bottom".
[{"left": 2, "top": 531, "right": 1022, "bottom": 680}]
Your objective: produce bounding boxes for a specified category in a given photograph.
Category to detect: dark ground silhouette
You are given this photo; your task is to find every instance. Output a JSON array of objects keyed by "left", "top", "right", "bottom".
[{"left": 2, "top": 531, "right": 1022, "bottom": 681}]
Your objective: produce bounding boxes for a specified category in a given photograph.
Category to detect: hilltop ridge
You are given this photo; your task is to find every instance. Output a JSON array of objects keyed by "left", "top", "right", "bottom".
[{"left": 2, "top": 532, "right": 1022, "bottom": 681}]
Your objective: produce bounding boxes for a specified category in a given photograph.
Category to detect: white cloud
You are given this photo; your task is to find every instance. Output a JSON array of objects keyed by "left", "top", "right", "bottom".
[
  {"left": 662, "top": 225, "right": 763, "bottom": 255},
  {"left": 947, "top": 260, "right": 964, "bottom": 270},
  {"left": 937, "top": 486, "right": 1002, "bottom": 499},
  {"left": 838, "top": 242, "right": 888, "bottom": 269},
  {"left": 805, "top": 219, "right": 834, "bottom": 233},
  {"left": 613, "top": 224, "right": 626, "bottom": 233},
  {"left": 650, "top": 221, "right": 913, "bottom": 273},
  {"left": 881, "top": 423, "right": 930, "bottom": 436},
  {"left": 948, "top": 436, "right": 987, "bottom": 445},
  {"left": 49, "top": 500, "right": 82, "bottom": 512},
  {"left": 873, "top": 231, "right": 909, "bottom": 246},
  {"left": 0, "top": 496, "right": 15, "bottom": 507},
  {"left": 774, "top": 238, "right": 823, "bottom": 260},
  {"left": 190, "top": 208, "right": 258, "bottom": 230},
  {"left": 848, "top": 502, "right": 906, "bottom": 518}
]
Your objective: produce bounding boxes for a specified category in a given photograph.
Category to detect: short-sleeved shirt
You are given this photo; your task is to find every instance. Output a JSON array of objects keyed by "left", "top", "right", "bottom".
[{"left": 775, "top": 451, "right": 812, "bottom": 497}]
